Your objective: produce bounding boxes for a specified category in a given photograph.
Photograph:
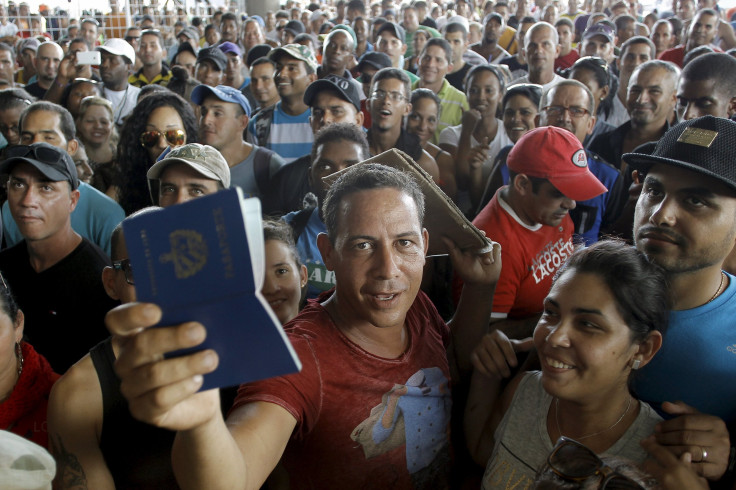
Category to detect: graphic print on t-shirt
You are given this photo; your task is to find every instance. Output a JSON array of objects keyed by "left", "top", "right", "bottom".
[{"left": 350, "top": 367, "right": 451, "bottom": 487}]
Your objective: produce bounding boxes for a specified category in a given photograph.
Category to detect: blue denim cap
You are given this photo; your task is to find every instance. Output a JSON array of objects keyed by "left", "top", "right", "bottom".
[{"left": 191, "top": 84, "right": 252, "bottom": 117}]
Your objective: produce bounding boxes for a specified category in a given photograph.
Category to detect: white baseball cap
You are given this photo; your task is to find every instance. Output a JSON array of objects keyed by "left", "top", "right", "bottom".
[{"left": 97, "top": 38, "right": 136, "bottom": 64}]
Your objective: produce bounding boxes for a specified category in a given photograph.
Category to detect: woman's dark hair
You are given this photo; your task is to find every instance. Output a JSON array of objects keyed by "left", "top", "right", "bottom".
[
  {"left": 554, "top": 240, "right": 670, "bottom": 342},
  {"left": 137, "top": 83, "right": 170, "bottom": 102},
  {"left": 464, "top": 63, "right": 506, "bottom": 95},
  {"left": 0, "top": 274, "right": 19, "bottom": 324},
  {"left": 117, "top": 92, "right": 198, "bottom": 215},
  {"left": 264, "top": 219, "right": 302, "bottom": 268},
  {"left": 502, "top": 83, "right": 542, "bottom": 110},
  {"left": 410, "top": 87, "right": 441, "bottom": 113},
  {"left": 60, "top": 78, "right": 102, "bottom": 112},
  {"left": 567, "top": 56, "right": 613, "bottom": 118}
]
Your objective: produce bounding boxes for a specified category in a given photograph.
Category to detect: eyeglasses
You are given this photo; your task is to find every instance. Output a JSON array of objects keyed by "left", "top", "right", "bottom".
[
  {"left": 371, "top": 89, "right": 407, "bottom": 102},
  {"left": 139, "top": 129, "right": 186, "bottom": 148},
  {"left": 125, "top": 35, "right": 141, "bottom": 42},
  {"left": 5, "top": 144, "right": 66, "bottom": 165},
  {"left": 542, "top": 105, "right": 590, "bottom": 118},
  {"left": 112, "top": 259, "right": 134, "bottom": 285},
  {"left": 544, "top": 437, "right": 645, "bottom": 489}
]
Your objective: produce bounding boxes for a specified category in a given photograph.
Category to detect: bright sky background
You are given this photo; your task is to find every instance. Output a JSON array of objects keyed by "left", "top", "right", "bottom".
[{"left": 18, "top": 0, "right": 226, "bottom": 18}]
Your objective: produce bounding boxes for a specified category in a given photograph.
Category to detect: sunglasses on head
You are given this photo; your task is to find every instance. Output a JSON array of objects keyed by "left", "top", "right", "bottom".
[
  {"left": 5, "top": 144, "right": 66, "bottom": 165},
  {"left": 139, "top": 129, "right": 186, "bottom": 148},
  {"left": 544, "top": 437, "right": 646, "bottom": 490}
]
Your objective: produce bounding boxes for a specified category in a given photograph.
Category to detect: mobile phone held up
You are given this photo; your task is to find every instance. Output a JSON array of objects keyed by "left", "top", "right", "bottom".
[{"left": 76, "top": 51, "right": 101, "bottom": 65}]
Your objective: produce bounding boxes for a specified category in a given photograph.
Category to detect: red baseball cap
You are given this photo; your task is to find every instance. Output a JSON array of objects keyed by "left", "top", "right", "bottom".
[{"left": 507, "top": 126, "right": 607, "bottom": 201}]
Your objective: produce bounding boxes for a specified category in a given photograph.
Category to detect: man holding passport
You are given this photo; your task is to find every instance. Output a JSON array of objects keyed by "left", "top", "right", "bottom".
[{"left": 108, "top": 164, "right": 501, "bottom": 488}]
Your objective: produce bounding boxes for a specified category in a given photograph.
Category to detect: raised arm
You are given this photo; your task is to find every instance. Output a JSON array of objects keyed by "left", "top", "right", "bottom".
[
  {"left": 107, "top": 303, "right": 297, "bottom": 490},
  {"left": 47, "top": 355, "right": 115, "bottom": 490},
  {"left": 445, "top": 237, "right": 502, "bottom": 377}
]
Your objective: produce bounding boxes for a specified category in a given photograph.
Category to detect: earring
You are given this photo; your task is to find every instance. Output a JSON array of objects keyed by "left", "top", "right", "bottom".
[
  {"left": 15, "top": 342, "right": 23, "bottom": 378},
  {"left": 631, "top": 359, "right": 641, "bottom": 370}
]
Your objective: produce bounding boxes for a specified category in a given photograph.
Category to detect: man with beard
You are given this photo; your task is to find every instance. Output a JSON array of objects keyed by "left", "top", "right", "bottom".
[
  {"left": 624, "top": 116, "right": 736, "bottom": 486},
  {"left": 97, "top": 39, "right": 140, "bottom": 127},
  {"left": 23, "top": 42, "right": 63, "bottom": 99},
  {"left": 128, "top": 29, "right": 172, "bottom": 88},
  {"left": 471, "top": 13, "right": 511, "bottom": 63},
  {"left": 218, "top": 12, "right": 239, "bottom": 45}
]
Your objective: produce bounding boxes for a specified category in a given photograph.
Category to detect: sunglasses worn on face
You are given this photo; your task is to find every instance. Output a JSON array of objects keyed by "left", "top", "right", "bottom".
[
  {"left": 139, "top": 129, "right": 186, "bottom": 148},
  {"left": 112, "top": 259, "right": 134, "bottom": 285},
  {"left": 545, "top": 437, "right": 645, "bottom": 490}
]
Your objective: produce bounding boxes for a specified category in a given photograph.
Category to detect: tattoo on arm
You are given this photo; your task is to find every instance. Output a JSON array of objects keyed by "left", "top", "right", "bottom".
[{"left": 51, "top": 434, "right": 89, "bottom": 490}]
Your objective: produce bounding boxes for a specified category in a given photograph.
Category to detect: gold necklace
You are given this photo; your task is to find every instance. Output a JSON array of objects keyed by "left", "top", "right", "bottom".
[
  {"left": 707, "top": 271, "right": 726, "bottom": 304},
  {"left": 555, "top": 396, "right": 632, "bottom": 441}
]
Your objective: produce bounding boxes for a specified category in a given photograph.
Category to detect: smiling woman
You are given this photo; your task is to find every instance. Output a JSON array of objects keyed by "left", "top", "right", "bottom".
[{"left": 465, "top": 240, "right": 671, "bottom": 490}]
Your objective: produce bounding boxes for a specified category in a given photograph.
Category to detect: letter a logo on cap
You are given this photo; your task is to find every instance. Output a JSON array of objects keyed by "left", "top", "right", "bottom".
[{"left": 572, "top": 149, "right": 587, "bottom": 168}]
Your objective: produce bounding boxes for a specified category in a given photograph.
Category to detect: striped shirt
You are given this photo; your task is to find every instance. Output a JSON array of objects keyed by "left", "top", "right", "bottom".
[{"left": 246, "top": 102, "right": 313, "bottom": 164}]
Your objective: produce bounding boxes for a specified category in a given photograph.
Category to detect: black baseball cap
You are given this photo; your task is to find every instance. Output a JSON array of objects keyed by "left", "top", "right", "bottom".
[
  {"left": 304, "top": 74, "right": 361, "bottom": 111},
  {"left": 376, "top": 21, "right": 405, "bottom": 44},
  {"left": 623, "top": 116, "right": 736, "bottom": 193},
  {"left": 357, "top": 52, "right": 392, "bottom": 72},
  {"left": 284, "top": 20, "right": 305, "bottom": 36},
  {"left": 246, "top": 44, "right": 272, "bottom": 66},
  {"left": 197, "top": 46, "right": 227, "bottom": 71},
  {"left": 0, "top": 143, "right": 79, "bottom": 190}
]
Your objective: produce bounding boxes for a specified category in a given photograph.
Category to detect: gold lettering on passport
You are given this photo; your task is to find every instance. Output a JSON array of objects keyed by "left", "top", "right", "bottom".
[
  {"left": 140, "top": 229, "right": 157, "bottom": 297},
  {"left": 160, "top": 230, "right": 208, "bottom": 279},
  {"left": 677, "top": 128, "right": 718, "bottom": 147},
  {"left": 213, "top": 207, "right": 236, "bottom": 279}
]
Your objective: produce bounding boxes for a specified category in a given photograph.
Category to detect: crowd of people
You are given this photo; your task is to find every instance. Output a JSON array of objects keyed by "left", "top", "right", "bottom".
[{"left": 0, "top": 0, "right": 734, "bottom": 488}]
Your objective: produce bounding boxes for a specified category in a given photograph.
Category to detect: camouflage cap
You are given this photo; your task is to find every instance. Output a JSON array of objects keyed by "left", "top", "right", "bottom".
[{"left": 268, "top": 43, "right": 318, "bottom": 72}]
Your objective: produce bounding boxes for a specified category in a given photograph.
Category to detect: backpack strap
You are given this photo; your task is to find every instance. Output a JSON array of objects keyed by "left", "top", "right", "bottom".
[{"left": 252, "top": 147, "right": 271, "bottom": 195}]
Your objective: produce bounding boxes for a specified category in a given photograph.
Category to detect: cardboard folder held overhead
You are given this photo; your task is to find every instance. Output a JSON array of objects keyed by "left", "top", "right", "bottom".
[{"left": 323, "top": 149, "right": 493, "bottom": 257}]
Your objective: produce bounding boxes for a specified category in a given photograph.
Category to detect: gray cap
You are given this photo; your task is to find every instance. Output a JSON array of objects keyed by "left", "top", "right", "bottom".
[{"left": 147, "top": 143, "right": 231, "bottom": 188}]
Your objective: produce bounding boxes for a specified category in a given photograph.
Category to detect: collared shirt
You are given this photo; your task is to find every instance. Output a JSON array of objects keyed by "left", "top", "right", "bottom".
[
  {"left": 412, "top": 78, "right": 468, "bottom": 144},
  {"left": 128, "top": 64, "right": 173, "bottom": 87}
]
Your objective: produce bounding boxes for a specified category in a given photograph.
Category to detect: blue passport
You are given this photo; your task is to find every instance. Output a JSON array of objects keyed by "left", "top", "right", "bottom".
[{"left": 123, "top": 188, "right": 302, "bottom": 390}]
